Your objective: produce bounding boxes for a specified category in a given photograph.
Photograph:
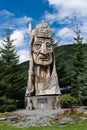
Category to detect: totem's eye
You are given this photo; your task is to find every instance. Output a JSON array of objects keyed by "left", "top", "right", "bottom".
[
  {"left": 34, "top": 44, "right": 41, "bottom": 50},
  {"left": 46, "top": 42, "right": 52, "bottom": 49}
]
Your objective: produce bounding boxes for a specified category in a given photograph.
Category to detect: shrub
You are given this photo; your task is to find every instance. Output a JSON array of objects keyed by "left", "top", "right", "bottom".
[
  {"left": 60, "top": 94, "right": 78, "bottom": 108},
  {"left": 0, "top": 96, "right": 16, "bottom": 112},
  {"left": 5, "top": 105, "right": 16, "bottom": 111}
]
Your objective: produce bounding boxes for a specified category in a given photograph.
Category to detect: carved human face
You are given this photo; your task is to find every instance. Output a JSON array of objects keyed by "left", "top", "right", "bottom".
[{"left": 32, "top": 37, "right": 53, "bottom": 65}]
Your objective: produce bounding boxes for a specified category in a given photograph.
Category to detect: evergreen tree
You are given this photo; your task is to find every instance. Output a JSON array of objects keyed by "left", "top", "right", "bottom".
[
  {"left": 55, "top": 45, "right": 70, "bottom": 93},
  {"left": 1, "top": 29, "right": 19, "bottom": 66},
  {"left": 0, "top": 29, "right": 26, "bottom": 111},
  {"left": 70, "top": 25, "right": 87, "bottom": 105},
  {"left": 0, "top": 29, "right": 19, "bottom": 97}
]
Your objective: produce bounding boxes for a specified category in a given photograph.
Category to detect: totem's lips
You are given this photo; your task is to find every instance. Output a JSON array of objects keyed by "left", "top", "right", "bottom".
[{"left": 39, "top": 56, "right": 48, "bottom": 61}]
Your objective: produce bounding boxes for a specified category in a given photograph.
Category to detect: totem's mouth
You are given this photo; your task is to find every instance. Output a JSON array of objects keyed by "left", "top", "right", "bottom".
[{"left": 39, "top": 57, "right": 49, "bottom": 61}]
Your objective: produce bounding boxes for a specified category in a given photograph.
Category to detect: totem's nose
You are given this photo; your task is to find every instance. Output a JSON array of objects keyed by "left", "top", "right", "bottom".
[{"left": 40, "top": 44, "right": 48, "bottom": 55}]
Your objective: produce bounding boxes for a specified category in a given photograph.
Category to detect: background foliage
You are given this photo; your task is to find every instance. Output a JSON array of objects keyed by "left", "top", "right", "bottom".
[{"left": 0, "top": 27, "right": 87, "bottom": 111}]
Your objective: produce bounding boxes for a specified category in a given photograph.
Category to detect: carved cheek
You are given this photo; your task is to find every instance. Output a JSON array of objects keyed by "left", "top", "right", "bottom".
[{"left": 33, "top": 46, "right": 40, "bottom": 54}]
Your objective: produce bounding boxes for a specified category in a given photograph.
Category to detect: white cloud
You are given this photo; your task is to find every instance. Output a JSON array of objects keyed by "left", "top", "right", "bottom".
[
  {"left": 59, "top": 41, "right": 73, "bottom": 46},
  {"left": 46, "top": 0, "right": 87, "bottom": 23},
  {"left": 53, "top": 27, "right": 74, "bottom": 46},
  {"left": 44, "top": 12, "right": 57, "bottom": 24},
  {"left": 15, "top": 16, "right": 32, "bottom": 25},
  {"left": 10, "top": 30, "right": 25, "bottom": 47},
  {"left": 81, "top": 22, "right": 87, "bottom": 34},
  {"left": 17, "top": 50, "right": 29, "bottom": 63},
  {"left": 0, "top": 9, "right": 14, "bottom": 16},
  {"left": 48, "top": 0, "right": 87, "bottom": 16},
  {"left": 44, "top": 0, "right": 87, "bottom": 46},
  {"left": 58, "top": 27, "right": 74, "bottom": 39},
  {"left": 0, "top": 38, "right": 4, "bottom": 48},
  {"left": 0, "top": 9, "right": 33, "bottom": 35}
]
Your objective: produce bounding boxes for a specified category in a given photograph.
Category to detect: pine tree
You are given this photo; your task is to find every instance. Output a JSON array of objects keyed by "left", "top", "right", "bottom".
[
  {"left": 1, "top": 29, "right": 19, "bottom": 66},
  {"left": 0, "top": 29, "right": 19, "bottom": 96},
  {"left": 0, "top": 29, "right": 23, "bottom": 111},
  {"left": 55, "top": 45, "right": 70, "bottom": 93},
  {"left": 70, "top": 25, "right": 87, "bottom": 105}
]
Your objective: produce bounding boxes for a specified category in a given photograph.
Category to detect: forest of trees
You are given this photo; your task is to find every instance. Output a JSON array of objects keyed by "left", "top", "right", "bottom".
[{"left": 0, "top": 26, "right": 87, "bottom": 112}]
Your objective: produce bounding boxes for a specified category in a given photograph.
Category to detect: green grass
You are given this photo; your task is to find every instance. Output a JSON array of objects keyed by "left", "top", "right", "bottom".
[{"left": 0, "top": 120, "right": 87, "bottom": 130}]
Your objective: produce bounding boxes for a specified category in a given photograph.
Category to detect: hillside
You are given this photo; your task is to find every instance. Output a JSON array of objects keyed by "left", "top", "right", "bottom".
[{"left": 19, "top": 44, "right": 87, "bottom": 88}]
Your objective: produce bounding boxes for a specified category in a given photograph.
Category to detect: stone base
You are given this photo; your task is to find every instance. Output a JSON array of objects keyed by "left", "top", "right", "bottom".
[{"left": 25, "top": 95, "right": 60, "bottom": 110}]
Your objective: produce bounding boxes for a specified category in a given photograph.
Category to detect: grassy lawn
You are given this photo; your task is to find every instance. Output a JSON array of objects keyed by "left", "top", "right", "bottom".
[{"left": 0, "top": 120, "right": 87, "bottom": 130}]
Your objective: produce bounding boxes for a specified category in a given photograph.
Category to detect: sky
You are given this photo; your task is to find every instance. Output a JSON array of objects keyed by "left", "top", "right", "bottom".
[{"left": 0, "top": 0, "right": 87, "bottom": 63}]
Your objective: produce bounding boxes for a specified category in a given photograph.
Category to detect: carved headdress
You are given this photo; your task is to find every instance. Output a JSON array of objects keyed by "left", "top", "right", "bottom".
[{"left": 29, "top": 20, "right": 52, "bottom": 38}]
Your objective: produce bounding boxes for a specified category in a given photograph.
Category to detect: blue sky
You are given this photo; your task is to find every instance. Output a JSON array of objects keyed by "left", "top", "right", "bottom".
[{"left": 0, "top": 0, "right": 87, "bottom": 63}]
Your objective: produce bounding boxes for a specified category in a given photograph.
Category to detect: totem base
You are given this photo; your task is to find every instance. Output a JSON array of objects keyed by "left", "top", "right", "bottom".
[{"left": 25, "top": 95, "right": 60, "bottom": 110}]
